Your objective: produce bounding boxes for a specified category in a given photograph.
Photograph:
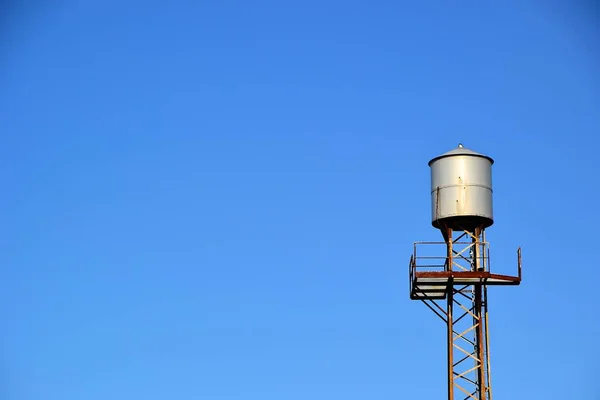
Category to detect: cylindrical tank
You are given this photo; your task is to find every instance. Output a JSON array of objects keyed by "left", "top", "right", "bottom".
[{"left": 429, "top": 144, "right": 494, "bottom": 230}]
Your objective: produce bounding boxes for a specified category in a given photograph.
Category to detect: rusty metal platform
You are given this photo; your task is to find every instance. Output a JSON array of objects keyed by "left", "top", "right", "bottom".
[
  {"left": 408, "top": 239, "right": 522, "bottom": 301},
  {"left": 410, "top": 271, "right": 521, "bottom": 300}
]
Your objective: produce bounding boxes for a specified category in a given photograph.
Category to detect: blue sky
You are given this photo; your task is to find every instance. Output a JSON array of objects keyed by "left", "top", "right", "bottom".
[{"left": 1, "top": 1, "right": 599, "bottom": 399}]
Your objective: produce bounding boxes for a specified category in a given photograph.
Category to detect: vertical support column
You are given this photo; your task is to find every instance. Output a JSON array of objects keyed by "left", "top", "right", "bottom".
[
  {"left": 446, "top": 226, "right": 453, "bottom": 272},
  {"left": 447, "top": 286, "right": 454, "bottom": 400},
  {"left": 446, "top": 226, "right": 454, "bottom": 400},
  {"left": 484, "top": 285, "right": 493, "bottom": 400},
  {"left": 474, "top": 285, "right": 485, "bottom": 399},
  {"left": 481, "top": 230, "right": 487, "bottom": 272},
  {"left": 473, "top": 226, "right": 486, "bottom": 400}
]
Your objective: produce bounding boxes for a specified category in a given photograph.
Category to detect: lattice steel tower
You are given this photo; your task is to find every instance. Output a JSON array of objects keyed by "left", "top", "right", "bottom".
[{"left": 409, "top": 144, "right": 522, "bottom": 400}]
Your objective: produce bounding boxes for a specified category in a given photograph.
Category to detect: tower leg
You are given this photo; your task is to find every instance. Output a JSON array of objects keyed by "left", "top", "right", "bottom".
[
  {"left": 447, "top": 288, "right": 454, "bottom": 400},
  {"left": 475, "top": 283, "right": 485, "bottom": 399},
  {"left": 474, "top": 226, "right": 486, "bottom": 400}
]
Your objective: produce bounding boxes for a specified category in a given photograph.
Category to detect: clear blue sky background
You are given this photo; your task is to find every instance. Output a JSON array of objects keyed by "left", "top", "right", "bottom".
[{"left": 1, "top": 1, "right": 599, "bottom": 399}]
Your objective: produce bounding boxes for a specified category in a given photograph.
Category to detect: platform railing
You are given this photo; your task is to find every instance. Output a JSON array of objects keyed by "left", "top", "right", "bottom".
[
  {"left": 412, "top": 241, "right": 491, "bottom": 273},
  {"left": 409, "top": 242, "right": 522, "bottom": 294}
]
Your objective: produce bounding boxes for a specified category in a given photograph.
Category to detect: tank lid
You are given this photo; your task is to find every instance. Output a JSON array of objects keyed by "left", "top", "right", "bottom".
[{"left": 428, "top": 143, "right": 494, "bottom": 166}]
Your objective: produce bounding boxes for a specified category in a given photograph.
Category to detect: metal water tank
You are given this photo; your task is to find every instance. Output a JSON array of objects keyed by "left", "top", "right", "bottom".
[{"left": 429, "top": 144, "right": 494, "bottom": 230}]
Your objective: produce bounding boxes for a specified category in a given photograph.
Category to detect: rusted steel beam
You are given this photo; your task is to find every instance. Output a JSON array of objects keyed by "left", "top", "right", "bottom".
[
  {"left": 415, "top": 271, "right": 521, "bottom": 284},
  {"left": 447, "top": 285, "right": 454, "bottom": 400}
]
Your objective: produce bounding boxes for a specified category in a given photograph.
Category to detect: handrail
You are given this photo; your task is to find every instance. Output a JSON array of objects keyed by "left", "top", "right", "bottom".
[
  {"left": 409, "top": 255, "right": 414, "bottom": 297},
  {"left": 517, "top": 247, "right": 522, "bottom": 281},
  {"left": 413, "top": 241, "right": 491, "bottom": 245},
  {"left": 410, "top": 241, "right": 522, "bottom": 280},
  {"left": 413, "top": 240, "right": 490, "bottom": 273}
]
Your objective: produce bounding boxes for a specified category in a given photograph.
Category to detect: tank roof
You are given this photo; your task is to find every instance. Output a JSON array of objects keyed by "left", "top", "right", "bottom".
[{"left": 428, "top": 143, "right": 494, "bottom": 166}]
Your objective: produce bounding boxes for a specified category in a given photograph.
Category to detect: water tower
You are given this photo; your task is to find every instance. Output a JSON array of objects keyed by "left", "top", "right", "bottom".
[{"left": 409, "top": 144, "right": 522, "bottom": 400}]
